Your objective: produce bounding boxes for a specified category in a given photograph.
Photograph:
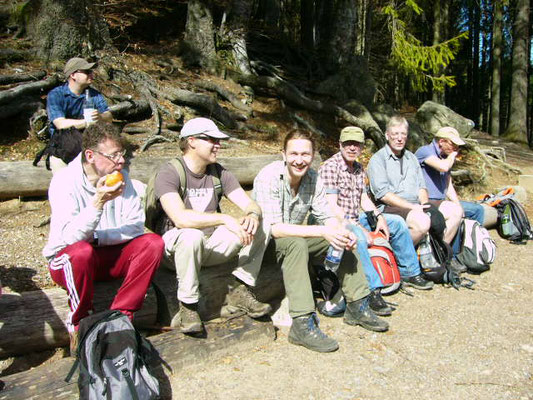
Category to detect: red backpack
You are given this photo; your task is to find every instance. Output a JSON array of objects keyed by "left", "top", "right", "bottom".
[{"left": 368, "top": 232, "right": 401, "bottom": 294}]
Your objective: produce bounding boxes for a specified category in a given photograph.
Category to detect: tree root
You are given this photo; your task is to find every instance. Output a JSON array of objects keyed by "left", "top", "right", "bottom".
[
  {"left": 291, "top": 113, "right": 325, "bottom": 137},
  {"left": 194, "top": 80, "right": 252, "bottom": 115}
]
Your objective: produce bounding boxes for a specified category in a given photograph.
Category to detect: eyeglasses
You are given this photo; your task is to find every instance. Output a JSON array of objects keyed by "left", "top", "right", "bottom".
[
  {"left": 194, "top": 135, "right": 221, "bottom": 145},
  {"left": 94, "top": 150, "right": 126, "bottom": 162},
  {"left": 76, "top": 69, "right": 94, "bottom": 75}
]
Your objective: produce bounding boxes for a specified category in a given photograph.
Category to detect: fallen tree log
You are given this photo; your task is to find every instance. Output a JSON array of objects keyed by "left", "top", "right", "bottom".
[
  {"left": 0, "top": 258, "right": 283, "bottom": 358},
  {"left": 0, "top": 74, "right": 60, "bottom": 106},
  {"left": 0, "top": 315, "right": 275, "bottom": 399},
  {"left": 108, "top": 99, "right": 152, "bottom": 121},
  {"left": 0, "top": 70, "right": 46, "bottom": 86},
  {"left": 0, "top": 154, "right": 321, "bottom": 199}
]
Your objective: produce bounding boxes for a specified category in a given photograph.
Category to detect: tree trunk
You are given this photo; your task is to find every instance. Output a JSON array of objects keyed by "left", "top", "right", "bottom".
[
  {"left": 25, "top": 0, "right": 111, "bottom": 61},
  {"left": 183, "top": 0, "right": 217, "bottom": 73},
  {"left": 490, "top": 0, "right": 503, "bottom": 137},
  {"left": 472, "top": 3, "right": 480, "bottom": 127},
  {"left": 224, "top": 0, "right": 253, "bottom": 75},
  {"left": 503, "top": 0, "right": 530, "bottom": 143},
  {"left": 319, "top": 0, "right": 358, "bottom": 73},
  {"left": 431, "top": 2, "right": 444, "bottom": 104},
  {"left": 300, "top": 0, "right": 315, "bottom": 52}
]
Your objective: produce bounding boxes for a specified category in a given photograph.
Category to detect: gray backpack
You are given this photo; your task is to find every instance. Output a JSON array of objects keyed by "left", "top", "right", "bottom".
[
  {"left": 66, "top": 310, "right": 161, "bottom": 399},
  {"left": 456, "top": 219, "right": 496, "bottom": 273}
]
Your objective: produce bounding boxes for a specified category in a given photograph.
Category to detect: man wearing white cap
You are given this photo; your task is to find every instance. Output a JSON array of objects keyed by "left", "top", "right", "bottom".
[
  {"left": 415, "top": 126, "right": 484, "bottom": 264},
  {"left": 46, "top": 57, "right": 113, "bottom": 173},
  {"left": 153, "top": 117, "right": 271, "bottom": 333}
]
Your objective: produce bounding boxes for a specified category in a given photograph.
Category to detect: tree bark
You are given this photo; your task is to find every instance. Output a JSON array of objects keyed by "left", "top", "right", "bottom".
[
  {"left": 503, "top": 0, "right": 530, "bottom": 143},
  {"left": 25, "top": 0, "right": 111, "bottom": 61},
  {"left": 183, "top": 0, "right": 217, "bottom": 73},
  {"left": 224, "top": 0, "right": 253, "bottom": 75},
  {"left": 0, "top": 70, "right": 46, "bottom": 85},
  {"left": 490, "top": 0, "right": 503, "bottom": 137},
  {"left": 431, "top": 2, "right": 445, "bottom": 104}
]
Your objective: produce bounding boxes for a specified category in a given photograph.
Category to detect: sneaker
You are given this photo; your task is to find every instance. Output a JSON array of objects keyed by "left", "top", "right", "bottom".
[
  {"left": 226, "top": 283, "right": 272, "bottom": 318},
  {"left": 171, "top": 302, "right": 203, "bottom": 333},
  {"left": 402, "top": 274, "right": 434, "bottom": 290},
  {"left": 450, "top": 258, "right": 467, "bottom": 274},
  {"left": 344, "top": 297, "right": 389, "bottom": 332},
  {"left": 69, "top": 330, "right": 79, "bottom": 358},
  {"left": 288, "top": 313, "right": 339, "bottom": 353},
  {"left": 368, "top": 289, "right": 392, "bottom": 316}
]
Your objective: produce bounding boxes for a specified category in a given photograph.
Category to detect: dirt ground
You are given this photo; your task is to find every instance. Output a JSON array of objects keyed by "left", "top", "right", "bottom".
[{"left": 1, "top": 132, "right": 533, "bottom": 399}]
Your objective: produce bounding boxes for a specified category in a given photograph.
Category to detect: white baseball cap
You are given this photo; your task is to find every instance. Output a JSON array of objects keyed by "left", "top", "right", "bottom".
[{"left": 179, "top": 118, "right": 229, "bottom": 139}]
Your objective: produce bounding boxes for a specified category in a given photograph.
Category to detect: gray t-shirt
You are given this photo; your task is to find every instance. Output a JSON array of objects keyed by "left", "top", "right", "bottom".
[{"left": 154, "top": 160, "right": 241, "bottom": 235}]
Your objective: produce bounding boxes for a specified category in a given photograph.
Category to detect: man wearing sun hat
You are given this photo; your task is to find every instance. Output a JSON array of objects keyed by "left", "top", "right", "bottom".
[
  {"left": 46, "top": 57, "right": 113, "bottom": 173},
  {"left": 153, "top": 117, "right": 271, "bottom": 333},
  {"left": 415, "top": 126, "right": 485, "bottom": 266},
  {"left": 319, "top": 126, "right": 433, "bottom": 316}
]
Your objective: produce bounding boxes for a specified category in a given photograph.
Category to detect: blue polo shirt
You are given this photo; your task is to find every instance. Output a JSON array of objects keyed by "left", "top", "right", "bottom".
[
  {"left": 415, "top": 140, "right": 448, "bottom": 200},
  {"left": 46, "top": 83, "right": 109, "bottom": 136}
]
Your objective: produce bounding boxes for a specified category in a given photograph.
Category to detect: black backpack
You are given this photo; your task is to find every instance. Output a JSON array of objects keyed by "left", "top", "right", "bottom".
[
  {"left": 33, "top": 127, "right": 83, "bottom": 170},
  {"left": 66, "top": 310, "right": 161, "bottom": 399},
  {"left": 495, "top": 198, "right": 533, "bottom": 244}
]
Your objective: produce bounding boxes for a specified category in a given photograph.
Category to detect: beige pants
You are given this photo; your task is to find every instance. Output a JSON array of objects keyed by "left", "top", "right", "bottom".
[{"left": 162, "top": 223, "right": 270, "bottom": 303}]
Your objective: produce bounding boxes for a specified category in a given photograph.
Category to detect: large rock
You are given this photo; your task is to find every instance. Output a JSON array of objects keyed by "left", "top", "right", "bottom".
[{"left": 415, "top": 101, "right": 475, "bottom": 138}]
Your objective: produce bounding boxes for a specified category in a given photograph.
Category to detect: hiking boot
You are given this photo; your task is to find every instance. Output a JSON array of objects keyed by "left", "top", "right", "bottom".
[
  {"left": 171, "top": 302, "right": 203, "bottom": 333},
  {"left": 226, "top": 283, "right": 272, "bottom": 318},
  {"left": 344, "top": 297, "right": 389, "bottom": 332},
  {"left": 402, "top": 274, "right": 434, "bottom": 290},
  {"left": 69, "top": 330, "right": 79, "bottom": 358},
  {"left": 288, "top": 313, "right": 339, "bottom": 353},
  {"left": 368, "top": 289, "right": 392, "bottom": 317},
  {"left": 450, "top": 258, "right": 467, "bottom": 274}
]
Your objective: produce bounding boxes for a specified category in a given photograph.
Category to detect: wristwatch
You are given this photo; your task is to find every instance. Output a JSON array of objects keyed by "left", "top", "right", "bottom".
[{"left": 373, "top": 209, "right": 383, "bottom": 218}]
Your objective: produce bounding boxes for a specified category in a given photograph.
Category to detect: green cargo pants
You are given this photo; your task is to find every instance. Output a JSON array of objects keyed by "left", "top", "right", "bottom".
[{"left": 269, "top": 237, "right": 370, "bottom": 318}]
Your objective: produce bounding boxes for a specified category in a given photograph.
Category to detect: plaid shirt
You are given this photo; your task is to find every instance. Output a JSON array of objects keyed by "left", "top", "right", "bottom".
[
  {"left": 319, "top": 152, "right": 366, "bottom": 221},
  {"left": 253, "top": 161, "right": 334, "bottom": 227}
]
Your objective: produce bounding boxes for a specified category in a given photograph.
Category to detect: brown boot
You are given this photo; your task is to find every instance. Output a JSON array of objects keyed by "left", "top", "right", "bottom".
[
  {"left": 226, "top": 283, "right": 272, "bottom": 318},
  {"left": 171, "top": 302, "right": 203, "bottom": 333}
]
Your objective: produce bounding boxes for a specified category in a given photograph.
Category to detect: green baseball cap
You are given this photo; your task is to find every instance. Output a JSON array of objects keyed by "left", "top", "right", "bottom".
[{"left": 340, "top": 126, "right": 365, "bottom": 143}]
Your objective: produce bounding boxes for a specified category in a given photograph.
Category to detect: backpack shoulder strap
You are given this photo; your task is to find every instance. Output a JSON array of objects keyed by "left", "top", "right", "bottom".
[
  {"left": 171, "top": 158, "right": 187, "bottom": 200},
  {"left": 207, "top": 162, "right": 223, "bottom": 200}
]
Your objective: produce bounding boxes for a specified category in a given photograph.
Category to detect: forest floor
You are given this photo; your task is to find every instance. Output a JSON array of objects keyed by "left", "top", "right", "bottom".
[{"left": 0, "top": 129, "right": 533, "bottom": 399}]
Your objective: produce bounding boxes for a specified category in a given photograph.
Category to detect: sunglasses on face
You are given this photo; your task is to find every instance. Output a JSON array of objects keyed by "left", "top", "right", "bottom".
[
  {"left": 194, "top": 135, "right": 221, "bottom": 145},
  {"left": 76, "top": 69, "right": 94, "bottom": 75}
]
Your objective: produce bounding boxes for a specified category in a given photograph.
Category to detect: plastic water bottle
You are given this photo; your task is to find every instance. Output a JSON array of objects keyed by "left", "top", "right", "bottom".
[
  {"left": 83, "top": 89, "right": 96, "bottom": 124},
  {"left": 418, "top": 234, "right": 437, "bottom": 270},
  {"left": 324, "top": 216, "right": 351, "bottom": 274},
  {"left": 324, "top": 245, "right": 343, "bottom": 274}
]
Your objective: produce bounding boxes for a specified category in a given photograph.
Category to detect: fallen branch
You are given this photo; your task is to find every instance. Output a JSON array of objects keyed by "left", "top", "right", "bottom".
[
  {"left": 0, "top": 70, "right": 46, "bottom": 86},
  {"left": 0, "top": 74, "right": 61, "bottom": 106}
]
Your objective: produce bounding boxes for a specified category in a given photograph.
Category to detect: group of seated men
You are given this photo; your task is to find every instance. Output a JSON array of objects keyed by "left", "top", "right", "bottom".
[{"left": 43, "top": 113, "right": 483, "bottom": 354}]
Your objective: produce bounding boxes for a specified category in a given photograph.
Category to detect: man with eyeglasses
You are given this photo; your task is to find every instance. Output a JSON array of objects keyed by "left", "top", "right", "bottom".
[
  {"left": 367, "top": 116, "right": 461, "bottom": 287},
  {"left": 319, "top": 126, "right": 433, "bottom": 315},
  {"left": 46, "top": 57, "right": 113, "bottom": 173},
  {"left": 153, "top": 117, "right": 271, "bottom": 333},
  {"left": 43, "top": 121, "right": 164, "bottom": 356}
]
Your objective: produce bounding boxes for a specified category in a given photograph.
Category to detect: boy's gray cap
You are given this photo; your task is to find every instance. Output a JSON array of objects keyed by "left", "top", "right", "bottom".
[{"left": 180, "top": 117, "right": 229, "bottom": 139}]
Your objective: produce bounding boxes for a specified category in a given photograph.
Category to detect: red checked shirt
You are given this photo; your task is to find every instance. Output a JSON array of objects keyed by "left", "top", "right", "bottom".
[{"left": 318, "top": 152, "right": 366, "bottom": 222}]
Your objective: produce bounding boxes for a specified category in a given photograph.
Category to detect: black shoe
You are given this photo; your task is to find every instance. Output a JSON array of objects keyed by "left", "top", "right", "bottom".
[
  {"left": 288, "top": 313, "right": 339, "bottom": 353},
  {"left": 450, "top": 259, "right": 467, "bottom": 274},
  {"left": 402, "top": 274, "right": 434, "bottom": 290},
  {"left": 368, "top": 289, "right": 392, "bottom": 316},
  {"left": 344, "top": 297, "right": 389, "bottom": 332}
]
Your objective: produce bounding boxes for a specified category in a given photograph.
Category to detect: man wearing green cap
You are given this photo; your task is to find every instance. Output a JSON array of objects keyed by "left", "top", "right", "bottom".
[
  {"left": 319, "top": 126, "right": 433, "bottom": 315},
  {"left": 46, "top": 57, "right": 113, "bottom": 173}
]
